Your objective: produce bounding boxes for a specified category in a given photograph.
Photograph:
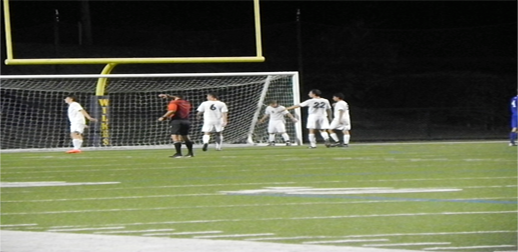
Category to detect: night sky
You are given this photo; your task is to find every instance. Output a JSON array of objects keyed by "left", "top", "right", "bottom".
[{"left": 8, "top": 1, "right": 516, "bottom": 32}]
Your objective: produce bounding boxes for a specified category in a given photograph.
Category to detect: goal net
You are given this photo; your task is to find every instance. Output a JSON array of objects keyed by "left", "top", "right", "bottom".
[{"left": 0, "top": 72, "right": 302, "bottom": 150}]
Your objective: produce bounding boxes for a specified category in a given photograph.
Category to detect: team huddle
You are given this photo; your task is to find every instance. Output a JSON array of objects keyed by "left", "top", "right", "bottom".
[{"left": 63, "top": 89, "right": 351, "bottom": 156}]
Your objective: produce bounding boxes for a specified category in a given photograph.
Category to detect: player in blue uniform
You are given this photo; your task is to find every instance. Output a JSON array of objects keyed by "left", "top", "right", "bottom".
[{"left": 510, "top": 95, "right": 518, "bottom": 146}]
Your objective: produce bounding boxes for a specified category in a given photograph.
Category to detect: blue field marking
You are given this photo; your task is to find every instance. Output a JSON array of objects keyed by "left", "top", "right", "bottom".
[{"left": 226, "top": 193, "right": 518, "bottom": 204}]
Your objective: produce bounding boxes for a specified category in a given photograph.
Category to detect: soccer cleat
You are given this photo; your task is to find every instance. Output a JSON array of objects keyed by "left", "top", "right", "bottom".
[
  {"left": 66, "top": 149, "right": 82, "bottom": 154},
  {"left": 169, "top": 153, "right": 183, "bottom": 158},
  {"left": 202, "top": 143, "right": 208, "bottom": 151},
  {"left": 268, "top": 142, "right": 275, "bottom": 146},
  {"left": 286, "top": 142, "right": 292, "bottom": 146},
  {"left": 216, "top": 148, "right": 222, "bottom": 151},
  {"left": 185, "top": 153, "right": 194, "bottom": 158},
  {"left": 509, "top": 143, "right": 517, "bottom": 146},
  {"left": 324, "top": 139, "right": 331, "bottom": 148},
  {"left": 308, "top": 146, "right": 316, "bottom": 149},
  {"left": 330, "top": 142, "right": 340, "bottom": 147}
]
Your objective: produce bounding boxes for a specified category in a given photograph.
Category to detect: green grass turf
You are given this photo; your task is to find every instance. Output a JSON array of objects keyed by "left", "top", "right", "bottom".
[{"left": 1, "top": 142, "right": 517, "bottom": 251}]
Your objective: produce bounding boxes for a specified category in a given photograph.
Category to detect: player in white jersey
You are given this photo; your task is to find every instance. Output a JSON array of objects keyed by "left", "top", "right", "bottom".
[
  {"left": 196, "top": 93, "right": 228, "bottom": 151},
  {"left": 285, "top": 89, "right": 332, "bottom": 148},
  {"left": 328, "top": 93, "right": 351, "bottom": 147},
  {"left": 64, "top": 95, "right": 97, "bottom": 153},
  {"left": 258, "top": 100, "right": 298, "bottom": 146}
]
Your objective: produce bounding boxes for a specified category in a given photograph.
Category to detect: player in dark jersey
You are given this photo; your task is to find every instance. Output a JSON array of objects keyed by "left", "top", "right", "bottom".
[
  {"left": 509, "top": 95, "right": 518, "bottom": 146},
  {"left": 158, "top": 94, "right": 194, "bottom": 157}
]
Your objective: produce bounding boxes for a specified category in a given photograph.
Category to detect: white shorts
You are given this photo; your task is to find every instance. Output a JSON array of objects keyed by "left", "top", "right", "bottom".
[
  {"left": 268, "top": 121, "right": 287, "bottom": 134},
  {"left": 70, "top": 123, "right": 86, "bottom": 134},
  {"left": 329, "top": 118, "right": 351, "bottom": 131},
  {"left": 306, "top": 114, "right": 329, "bottom": 130},
  {"left": 202, "top": 121, "right": 225, "bottom": 133}
]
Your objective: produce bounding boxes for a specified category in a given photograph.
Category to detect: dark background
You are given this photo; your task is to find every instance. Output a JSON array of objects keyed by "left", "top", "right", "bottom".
[{"left": 1, "top": 0, "right": 517, "bottom": 143}]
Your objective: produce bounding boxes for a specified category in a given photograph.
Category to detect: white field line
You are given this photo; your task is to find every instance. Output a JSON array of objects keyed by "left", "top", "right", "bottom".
[
  {"left": 193, "top": 233, "right": 275, "bottom": 239},
  {"left": 359, "top": 177, "right": 517, "bottom": 182},
  {"left": 48, "top": 226, "right": 125, "bottom": 232},
  {"left": 3, "top": 195, "right": 516, "bottom": 215},
  {"left": 365, "top": 242, "right": 451, "bottom": 247},
  {"left": 0, "top": 223, "right": 38, "bottom": 227},
  {"left": 247, "top": 230, "right": 517, "bottom": 241},
  {"left": 0, "top": 181, "right": 120, "bottom": 188},
  {"left": 304, "top": 239, "right": 390, "bottom": 244},
  {"left": 94, "top": 228, "right": 175, "bottom": 234},
  {"left": 9, "top": 211, "right": 514, "bottom": 225},
  {"left": 0, "top": 182, "right": 296, "bottom": 194},
  {"left": 423, "top": 245, "right": 517, "bottom": 250},
  {"left": 142, "top": 231, "right": 223, "bottom": 236},
  {"left": 1, "top": 193, "right": 221, "bottom": 203}
]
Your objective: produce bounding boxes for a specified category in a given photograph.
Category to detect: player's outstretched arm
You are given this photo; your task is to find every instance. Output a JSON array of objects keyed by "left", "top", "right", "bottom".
[
  {"left": 284, "top": 105, "right": 300, "bottom": 111},
  {"left": 81, "top": 110, "right": 97, "bottom": 122}
]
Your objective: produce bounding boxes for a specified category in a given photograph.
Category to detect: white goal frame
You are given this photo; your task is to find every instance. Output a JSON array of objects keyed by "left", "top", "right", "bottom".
[{"left": 0, "top": 71, "right": 303, "bottom": 151}]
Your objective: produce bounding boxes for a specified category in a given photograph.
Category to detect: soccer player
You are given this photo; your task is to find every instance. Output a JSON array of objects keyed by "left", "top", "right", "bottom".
[
  {"left": 509, "top": 94, "right": 518, "bottom": 146},
  {"left": 196, "top": 93, "right": 228, "bottom": 151},
  {"left": 285, "top": 89, "right": 332, "bottom": 148},
  {"left": 158, "top": 94, "right": 194, "bottom": 158},
  {"left": 328, "top": 93, "right": 351, "bottom": 147},
  {"left": 64, "top": 95, "right": 97, "bottom": 153},
  {"left": 258, "top": 100, "right": 298, "bottom": 146}
]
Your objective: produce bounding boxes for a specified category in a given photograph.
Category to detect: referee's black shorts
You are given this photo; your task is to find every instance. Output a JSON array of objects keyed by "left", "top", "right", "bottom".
[{"left": 169, "top": 119, "right": 191, "bottom": 135}]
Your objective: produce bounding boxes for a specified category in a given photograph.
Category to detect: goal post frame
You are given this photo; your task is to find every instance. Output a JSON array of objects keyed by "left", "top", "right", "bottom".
[
  {"left": 0, "top": 71, "right": 303, "bottom": 150},
  {"left": 2, "top": 0, "right": 265, "bottom": 65}
]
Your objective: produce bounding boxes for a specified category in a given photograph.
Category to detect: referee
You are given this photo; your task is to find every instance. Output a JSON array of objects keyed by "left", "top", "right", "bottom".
[{"left": 158, "top": 94, "right": 194, "bottom": 158}]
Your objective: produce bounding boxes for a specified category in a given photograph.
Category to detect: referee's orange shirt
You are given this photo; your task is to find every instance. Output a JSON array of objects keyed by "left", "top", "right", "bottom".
[{"left": 167, "top": 99, "right": 191, "bottom": 119}]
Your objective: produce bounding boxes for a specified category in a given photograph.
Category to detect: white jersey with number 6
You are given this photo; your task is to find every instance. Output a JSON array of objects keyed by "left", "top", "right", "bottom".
[{"left": 197, "top": 100, "right": 228, "bottom": 132}]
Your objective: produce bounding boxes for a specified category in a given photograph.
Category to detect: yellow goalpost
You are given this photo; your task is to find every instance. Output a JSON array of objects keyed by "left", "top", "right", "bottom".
[{"left": 2, "top": 0, "right": 265, "bottom": 66}]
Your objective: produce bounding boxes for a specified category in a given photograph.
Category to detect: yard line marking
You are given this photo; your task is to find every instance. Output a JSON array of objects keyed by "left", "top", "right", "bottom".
[
  {"left": 0, "top": 181, "right": 120, "bottom": 188},
  {"left": 3, "top": 203, "right": 515, "bottom": 218},
  {"left": 423, "top": 245, "right": 517, "bottom": 250},
  {"left": 0, "top": 223, "right": 37, "bottom": 227},
  {"left": 94, "top": 228, "right": 175, "bottom": 234},
  {"left": 360, "top": 176, "right": 517, "bottom": 182},
  {"left": 143, "top": 231, "right": 223, "bottom": 236},
  {"left": 304, "top": 239, "right": 390, "bottom": 244},
  {"left": 1, "top": 193, "right": 220, "bottom": 203},
  {"left": 365, "top": 242, "right": 451, "bottom": 247},
  {"left": 48, "top": 226, "right": 125, "bottom": 232},
  {"left": 222, "top": 186, "right": 516, "bottom": 204},
  {"left": 247, "top": 230, "right": 517, "bottom": 241},
  {"left": 0, "top": 182, "right": 296, "bottom": 194},
  {"left": 221, "top": 186, "right": 462, "bottom": 195},
  {"left": 193, "top": 233, "right": 275, "bottom": 239}
]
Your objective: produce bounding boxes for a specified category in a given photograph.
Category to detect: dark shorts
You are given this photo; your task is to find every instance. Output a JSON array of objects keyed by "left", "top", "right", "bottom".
[{"left": 170, "top": 119, "right": 191, "bottom": 135}]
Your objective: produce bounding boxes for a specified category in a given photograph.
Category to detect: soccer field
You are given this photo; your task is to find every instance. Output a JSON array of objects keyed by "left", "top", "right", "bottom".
[{"left": 1, "top": 141, "right": 517, "bottom": 251}]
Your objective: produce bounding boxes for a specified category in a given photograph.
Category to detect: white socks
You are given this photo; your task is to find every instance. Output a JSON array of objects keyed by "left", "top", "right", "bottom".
[
  {"left": 202, "top": 135, "right": 210, "bottom": 144},
  {"left": 72, "top": 139, "right": 83, "bottom": 150}
]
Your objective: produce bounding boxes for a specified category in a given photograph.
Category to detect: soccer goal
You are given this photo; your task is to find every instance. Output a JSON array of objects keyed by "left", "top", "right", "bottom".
[{"left": 0, "top": 72, "right": 302, "bottom": 150}]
